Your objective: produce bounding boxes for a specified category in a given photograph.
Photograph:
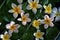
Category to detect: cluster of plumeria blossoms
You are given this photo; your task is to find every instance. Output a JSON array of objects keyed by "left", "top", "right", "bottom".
[{"left": 0, "top": 0, "right": 60, "bottom": 40}]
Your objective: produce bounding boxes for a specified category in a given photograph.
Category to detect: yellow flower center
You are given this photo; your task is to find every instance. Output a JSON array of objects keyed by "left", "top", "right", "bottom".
[
  {"left": 30, "top": 2, "right": 38, "bottom": 9},
  {"left": 13, "top": 7, "right": 21, "bottom": 14},
  {"left": 44, "top": 18, "right": 51, "bottom": 25},
  {"left": 32, "top": 20, "right": 40, "bottom": 28},
  {"left": 10, "top": 25, "right": 16, "bottom": 31},
  {"left": 35, "top": 32, "right": 43, "bottom": 38},
  {"left": 3, "top": 34, "right": 10, "bottom": 40},
  {"left": 45, "top": 5, "right": 52, "bottom": 14},
  {"left": 21, "top": 16, "right": 27, "bottom": 22}
]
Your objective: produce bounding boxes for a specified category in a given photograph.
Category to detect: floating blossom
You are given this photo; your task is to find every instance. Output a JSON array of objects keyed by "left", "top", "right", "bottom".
[
  {"left": 41, "top": 15, "right": 54, "bottom": 29},
  {"left": 32, "top": 19, "right": 41, "bottom": 29},
  {"left": 34, "top": 30, "right": 44, "bottom": 40},
  {"left": 6, "top": 21, "right": 20, "bottom": 34},
  {"left": 17, "top": 0, "right": 23, "bottom": 4},
  {"left": 8, "top": 3, "right": 24, "bottom": 18},
  {"left": 26, "top": 0, "right": 42, "bottom": 14},
  {"left": 43, "top": 4, "right": 52, "bottom": 14},
  {"left": 0, "top": 31, "right": 11, "bottom": 40},
  {"left": 17, "top": 13, "right": 31, "bottom": 25},
  {"left": 50, "top": 7, "right": 60, "bottom": 21}
]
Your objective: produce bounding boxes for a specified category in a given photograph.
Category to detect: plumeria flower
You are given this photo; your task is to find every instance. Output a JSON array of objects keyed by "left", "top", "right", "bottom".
[
  {"left": 32, "top": 19, "right": 42, "bottom": 29},
  {"left": 6, "top": 21, "right": 20, "bottom": 35},
  {"left": 8, "top": 3, "right": 24, "bottom": 18},
  {"left": 34, "top": 30, "right": 44, "bottom": 40},
  {"left": 43, "top": 4, "right": 52, "bottom": 14},
  {"left": 0, "top": 31, "right": 11, "bottom": 40},
  {"left": 26, "top": 0, "right": 42, "bottom": 14},
  {"left": 50, "top": 7, "right": 60, "bottom": 21},
  {"left": 41, "top": 15, "right": 54, "bottom": 29},
  {"left": 17, "top": 0, "right": 23, "bottom": 4},
  {"left": 17, "top": 13, "right": 31, "bottom": 25}
]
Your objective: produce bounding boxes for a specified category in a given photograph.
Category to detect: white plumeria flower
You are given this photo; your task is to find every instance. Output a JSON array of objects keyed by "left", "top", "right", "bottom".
[
  {"left": 41, "top": 15, "right": 54, "bottom": 29},
  {"left": 26, "top": 0, "right": 42, "bottom": 14},
  {"left": 8, "top": 3, "right": 24, "bottom": 18},
  {"left": 0, "top": 31, "right": 11, "bottom": 40},
  {"left": 17, "top": 0, "right": 23, "bottom": 4},
  {"left": 6, "top": 21, "right": 20, "bottom": 35},
  {"left": 34, "top": 30, "right": 44, "bottom": 40},
  {"left": 17, "top": 13, "right": 31, "bottom": 25},
  {"left": 50, "top": 7, "right": 60, "bottom": 21}
]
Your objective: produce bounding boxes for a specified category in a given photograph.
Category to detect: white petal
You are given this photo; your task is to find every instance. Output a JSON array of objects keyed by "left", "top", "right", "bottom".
[
  {"left": 10, "top": 21, "right": 15, "bottom": 26},
  {"left": 0, "top": 22, "right": 2, "bottom": 25},
  {"left": 17, "top": 18, "right": 22, "bottom": 21},
  {"left": 18, "top": 5, "right": 22, "bottom": 9},
  {"left": 55, "top": 16, "right": 60, "bottom": 22},
  {"left": 4, "top": 31, "right": 8, "bottom": 34},
  {"left": 28, "top": 0, "right": 32, "bottom": 3},
  {"left": 27, "top": 18, "right": 31, "bottom": 22},
  {"left": 22, "top": 21, "right": 27, "bottom": 25},
  {"left": 38, "top": 4, "right": 42, "bottom": 8},
  {"left": 8, "top": 9, "right": 14, "bottom": 13},
  {"left": 50, "top": 13, "right": 56, "bottom": 18},
  {"left": 58, "top": 7, "right": 60, "bottom": 13},
  {"left": 14, "top": 30, "right": 18, "bottom": 33},
  {"left": 43, "top": 5, "right": 46, "bottom": 9},
  {"left": 12, "top": 3, "right": 17, "bottom": 9},
  {"left": 40, "top": 20, "right": 44, "bottom": 24},
  {"left": 50, "top": 17, "right": 54, "bottom": 21},
  {"left": 34, "top": 0, "right": 39, "bottom": 3},
  {"left": 17, "top": 0, "right": 23, "bottom": 4},
  {"left": 40, "top": 37, "right": 44, "bottom": 40},
  {"left": 33, "top": 33, "right": 36, "bottom": 36},
  {"left": 32, "top": 9, "right": 37, "bottom": 14},
  {"left": 6, "top": 24, "right": 10, "bottom": 29},
  {"left": 15, "top": 24, "right": 20, "bottom": 29},
  {"left": 13, "top": 13, "right": 18, "bottom": 18},
  {"left": 44, "top": 24, "right": 48, "bottom": 29},
  {"left": 25, "top": 13, "right": 29, "bottom": 17},
  {"left": 0, "top": 34, "right": 3, "bottom": 38},
  {"left": 52, "top": 7, "right": 57, "bottom": 13},
  {"left": 35, "top": 38, "right": 39, "bottom": 40},
  {"left": 44, "top": 15, "right": 49, "bottom": 19},
  {"left": 8, "top": 30, "right": 13, "bottom": 36},
  {"left": 50, "top": 22, "right": 54, "bottom": 27},
  {"left": 26, "top": 5, "right": 31, "bottom": 10}
]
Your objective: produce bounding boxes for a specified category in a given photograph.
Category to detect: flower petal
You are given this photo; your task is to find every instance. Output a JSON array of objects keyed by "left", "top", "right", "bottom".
[
  {"left": 12, "top": 3, "right": 17, "bottom": 9},
  {"left": 50, "top": 13, "right": 56, "bottom": 18},
  {"left": 44, "top": 15, "right": 49, "bottom": 19},
  {"left": 6, "top": 24, "right": 10, "bottom": 29},
  {"left": 8, "top": 30, "right": 13, "bottom": 36},
  {"left": 35, "top": 38, "right": 39, "bottom": 40},
  {"left": 55, "top": 16, "right": 60, "bottom": 22},
  {"left": 34, "top": 0, "right": 39, "bottom": 3},
  {"left": 22, "top": 21, "right": 27, "bottom": 25},
  {"left": 13, "top": 13, "right": 18, "bottom": 18},
  {"left": 10, "top": 21, "right": 15, "bottom": 26},
  {"left": 52, "top": 7, "right": 57, "bottom": 13},
  {"left": 25, "top": 13, "right": 29, "bottom": 17},
  {"left": 0, "top": 22, "right": 2, "bottom": 25},
  {"left": 40, "top": 37, "right": 44, "bottom": 40},
  {"left": 0, "top": 34, "right": 3, "bottom": 38},
  {"left": 15, "top": 24, "right": 20, "bottom": 29},
  {"left": 17, "top": 0, "right": 23, "bottom": 4},
  {"left": 8, "top": 9, "right": 14, "bottom": 13},
  {"left": 32, "top": 9, "right": 37, "bottom": 14},
  {"left": 28, "top": 0, "right": 32, "bottom": 3},
  {"left": 44, "top": 24, "right": 48, "bottom": 29},
  {"left": 27, "top": 18, "right": 31, "bottom": 22},
  {"left": 38, "top": 4, "right": 42, "bottom": 8},
  {"left": 14, "top": 29, "right": 18, "bottom": 33},
  {"left": 4, "top": 31, "right": 8, "bottom": 34},
  {"left": 26, "top": 5, "right": 31, "bottom": 10},
  {"left": 50, "top": 22, "right": 54, "bottom": 27},
  {"left": 18, "top": 5, "right": 22, "bottom": 9},
  {"left": 17, "top": 18, "right": 22, "bottom": 21}
]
